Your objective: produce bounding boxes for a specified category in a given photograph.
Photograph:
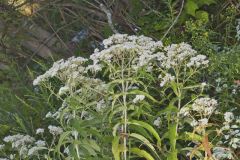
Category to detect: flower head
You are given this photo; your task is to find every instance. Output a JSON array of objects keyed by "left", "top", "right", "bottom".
[
  {"left": 224, "top": 112, "right": 234, "bottom": 123},
  {"left": 133, "top": 95, "right": 145, "bottom": 103},
  {"left": 48, "top": 125, "right": 63, "bottom": 136},
  {"left": 36, "top": 128, "right": 44, "bottom": 135}
]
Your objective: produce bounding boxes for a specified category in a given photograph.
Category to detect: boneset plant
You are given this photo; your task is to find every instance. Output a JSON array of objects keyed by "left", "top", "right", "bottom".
[{"left": 0, "top": 34, "right": 239, "bottom": 160}]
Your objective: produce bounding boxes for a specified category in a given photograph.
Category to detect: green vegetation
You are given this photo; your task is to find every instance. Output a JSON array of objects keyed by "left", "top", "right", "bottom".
[{"left": 0, "top": 0, "right": 239, "bottom": 159}]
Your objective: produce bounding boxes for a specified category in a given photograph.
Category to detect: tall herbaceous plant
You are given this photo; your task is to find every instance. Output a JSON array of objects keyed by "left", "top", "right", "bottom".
[{"left": 0, "top": 34, "right": 239, "bottom": 160}]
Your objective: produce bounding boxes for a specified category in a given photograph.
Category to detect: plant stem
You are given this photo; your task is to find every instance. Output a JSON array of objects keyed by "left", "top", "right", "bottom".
[
  {"left": 172, "top": 69, "right": 182, "bottom": 159},
  {"left": 123, "top": 93, "right": 127, "bottom": 160},
  {"left": 73, "top": 110, "right": 80, "bottom": 159},
  {"left": 121, "top": 55, "right": 128, "bottom": 160}
]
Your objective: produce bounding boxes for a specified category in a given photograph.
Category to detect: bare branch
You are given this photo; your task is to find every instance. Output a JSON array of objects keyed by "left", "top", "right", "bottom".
[
  {"left": 100, "top": 3, "right": 119, "bottom": 34},
  {"left": 161, "top": 0, "right": 185, "bottom": 41}
]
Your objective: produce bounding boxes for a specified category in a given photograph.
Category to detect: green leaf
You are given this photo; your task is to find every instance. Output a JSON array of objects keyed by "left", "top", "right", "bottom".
[
  {"left": 112, "top": 136, "right": 121, "bottom": 160},
  {"left": 196, "top": 0, "right": 216, "bottom": 6},
  {"left": 157, "top": 98, "right": 178, "bottom": 115},
  {"left": 183, "top": 84, "right": 202, "bottom": 90},
  {"left": 0, "top": 125, "right": 11, "bottom": 136},
  {"left": 69, "top": 144, "right": 79, "bottom": 159},
  {"left": 16, "top": 95, "right": 38, "bottom": 112},
  {"left": 113, "top": 122, "right": 122, "bottom": 136},
  {"left": 130, "top": 133, "right": 155, "bottom": 151},
  {"left": 14, "top": 114, "right": 27, "bottom": 133},
  {"left": 130, "top": 148, "right": 155, "bottom": 160},
  {"left": 109, "top": 105, "right": 129, "bottom": 122},
  {"left": 195, "top": 11, "right": 209, "bottom": 22},
  {"left": 185, "top": 0, "right": 199, "bottom": 17},
  {"left": 89, "top": 140, "right": 101, "bottom": 152},
  {"left": 128, "top": 120, "right": 161, "bottom": 146},
  {"left": 71, "top": 118, "right": 100, "bottom": 128},
  {"left": 55, "top": 131, "right": 72, "bottom": 158},
  {"left": 170, "top": 81, "right": 179, "bottom": 96},
  {"left": 129, "top": 0, "right": 144, "bottom": 17},
  {"left": 180, "top": 132, "right": 203, "bottom": 142},
  {"left": 169, "top": 123, "right": 177, "bottom": 149},
  {"left": 129, "top": 125, "right": 153, "bottom": 141},
  {"left": 130, "top": 133, "right": 160, "bottom": 159},
  {"left": 167, "top": 123, "right": 178, "bottom": 160},
  {"left": 167, "top": 149, "right": 178, "bottom": 160},
  {"left": 81, "top": 139, "right": 98, "bottom": 156}
]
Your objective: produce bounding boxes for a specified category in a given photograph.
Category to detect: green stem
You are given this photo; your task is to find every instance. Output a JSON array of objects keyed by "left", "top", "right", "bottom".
[
  {"left": 121, "top": 56, "right": 128, "bottom": 160},
  {"left": 74, "top": 110, "right": 80, "bottom": 159},
  {"left": 123, "top": 93, "right": 127, "bottom": 160},
  {"left": 171, "top": 69, "right": 182, "bottom": 159}
]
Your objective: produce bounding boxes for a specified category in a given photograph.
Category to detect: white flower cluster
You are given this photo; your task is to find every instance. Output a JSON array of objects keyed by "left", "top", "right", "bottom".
[
  {"left": 90, "top": 34, "right": 163, "bottom": 72},
  {"left": 3, "top": 134, "right": 35, "bottom": 149},
  {"left": 46, "top": 78, "right": 106, "bottom": 122},
  {"left": 0, "top": 158, "right": 9, "bottom": 160},
  {"left": 180, "top": 98, "right": 218, "bottom": 128},
  {"left": 27, "top": 140, "right": 46, "bottom": 156},
  {"left": 80, "top": 110, "right": 94, "bottom": 120},
  {"left": 33, "top": 56, "right": 88, "bottom": 86},
  {"left": 89, "top": 34, "right": 208, "bottom": 74},
  {"left": 236, "top": 19, "right": 240, "bottom": 41},
  {"left": 180, "top": 97, "right": 217, "bottom": 117},
  {"left": 0, "top": 144, "right": 5, "bottom": 150},
  {"left": 28, "top": 146, "right": 46, "bottom": 156},
  {"left": 159, "top": 43, "right": 196, "bottom": 69},
  {"left": 186, "top": 55, "right": 209, "bottom": 67},
  {"left": 1, "top": 123, "right": 65, "bottom": 158},
  {"left": 159, "top": 73, "right": 175, "bottom": 87},
  {"left": 156, "top": 43, "right": 208, "bottom": 70},
  {"left": 96, "top": 99, "right": 106, "bottom": 112},
  {"left": 219, "top": 112, "right": 240, "bottom": 149},
  {"left": 102, "top": 34, "right": 162, "bottom": 50},
  {"left": 153, "top": 117, "right": 161, "bottom": 127},
  {"left": 35, "top": 140, "right": 46, "bottom": 147},
  {"left": 64, "top": 146, "right": 70, "bottom": 155},
  {"left": 33, "top": 34, "right": 208, "bottom": 92},
  {"left": 45, "top": 100, "right": 72, "bottom": 120},
  {"left": 48, "top": 125, "right": 63, "bottom": 136},
  {"left": 58, "top": 85, "right": 70, "bottom": 96},
  {"left": 133, "top": 95, "right": 145, "bottom": 103},
  {"left": 213, "top": 147, "right": 234, "bottom": 160},
  {"left": 36, "top": 128, "right": 44, "bottom": 135},
  {"left": 27, "top": 147, "right": 40, "bottom": 156},
  {"left": 215, "top": 77, "right": 240, "bottom": 94},
  {"left": 3, "top": 134, "right": 35, "bottom": 158},
  {"left": 191, "top": 98, "right": 217, "bottom": 116},
  {"left": 224, "top": 112, "right": 235, "bottom": 123}
]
